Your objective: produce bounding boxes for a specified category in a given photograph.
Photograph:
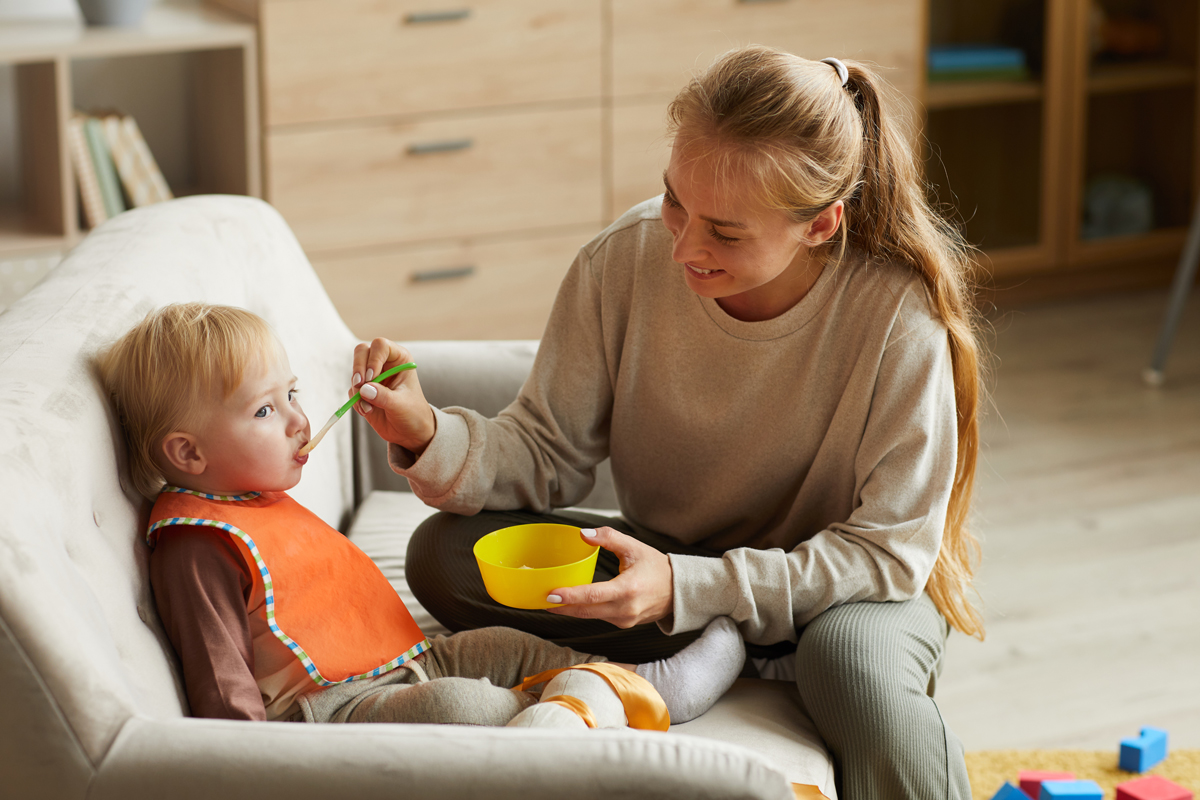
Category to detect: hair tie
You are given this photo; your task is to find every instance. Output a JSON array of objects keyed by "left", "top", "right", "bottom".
[{"left": 820, "top": 57, "right": 849, "bottom": 87}]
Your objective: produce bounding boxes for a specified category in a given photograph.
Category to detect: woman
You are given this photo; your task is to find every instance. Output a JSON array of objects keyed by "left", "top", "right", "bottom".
[{"left": 349, "top": 46, "right": 984, "bottom": 799}]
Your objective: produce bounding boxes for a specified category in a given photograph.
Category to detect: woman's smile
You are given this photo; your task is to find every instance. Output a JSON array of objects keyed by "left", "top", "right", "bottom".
[{"left": 686, "top": 262, "right": 725, "bottom": 280}]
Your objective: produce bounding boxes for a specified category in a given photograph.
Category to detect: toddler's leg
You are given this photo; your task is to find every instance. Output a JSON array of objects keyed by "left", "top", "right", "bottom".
[
  {"left": 635, "top": 616, "right": 745, "bottom": 723},
  {"left": 422, "top": 627, "right": 603, "bottom": 687}
]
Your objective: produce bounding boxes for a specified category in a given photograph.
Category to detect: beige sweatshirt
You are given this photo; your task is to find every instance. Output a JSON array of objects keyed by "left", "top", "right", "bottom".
[{"left": 392, "top": 198, "right": 957, "bottom": 646}]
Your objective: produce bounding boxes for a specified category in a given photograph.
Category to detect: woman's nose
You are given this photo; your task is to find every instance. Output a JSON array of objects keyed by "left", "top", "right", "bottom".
[{"left": 671, "top": 219, "right": 706, "bottom": 264}]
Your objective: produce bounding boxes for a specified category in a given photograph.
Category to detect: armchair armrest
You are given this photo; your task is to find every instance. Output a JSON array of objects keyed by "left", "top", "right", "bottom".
[{"left": 90, "top": 715, "right": 794, "bottom": 800}]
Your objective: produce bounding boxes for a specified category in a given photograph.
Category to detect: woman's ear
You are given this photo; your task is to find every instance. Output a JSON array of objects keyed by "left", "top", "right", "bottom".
[
  {"left": 161, "top": 432, "right": 206, "bottom": 476},
  {"left": 804, "top": 200, "right": 844, "bottom": 246}
]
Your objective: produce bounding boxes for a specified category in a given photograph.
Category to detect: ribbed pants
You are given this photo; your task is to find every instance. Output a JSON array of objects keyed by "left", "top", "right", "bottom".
[{"left": 407, "top": 510, "right": 971, "bottom": 800}]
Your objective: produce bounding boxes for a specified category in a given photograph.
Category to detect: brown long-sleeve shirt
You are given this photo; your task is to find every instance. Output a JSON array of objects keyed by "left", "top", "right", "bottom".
[{"left": 150, "top": 527, "right": 312, "bottom": 720}]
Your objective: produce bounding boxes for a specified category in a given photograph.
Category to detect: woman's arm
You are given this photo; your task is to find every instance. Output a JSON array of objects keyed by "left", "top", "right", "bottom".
[
  {"left": 361, "top": 245, "right": 617, "bottom": 514},
  {"left": 551, "top": 303, "right": 958, "bottom": 643},
  {"left": 668, "top": 312, "right": 958, "bottom": 643}
]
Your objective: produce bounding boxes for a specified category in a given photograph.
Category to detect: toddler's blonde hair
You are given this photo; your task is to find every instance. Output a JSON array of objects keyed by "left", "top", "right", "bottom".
[{"left": 97, "top": 303, "right": 275, "bottom": 499}]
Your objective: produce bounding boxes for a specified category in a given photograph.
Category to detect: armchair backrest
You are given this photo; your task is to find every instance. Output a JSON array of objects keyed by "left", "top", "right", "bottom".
[{"left": 0, "top": 197, "right": 358, "bottom": 787}]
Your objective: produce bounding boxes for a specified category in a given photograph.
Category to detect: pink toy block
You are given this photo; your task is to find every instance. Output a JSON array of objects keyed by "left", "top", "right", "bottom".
[
  {"left": 1116, "top": 775, "right": 1193, "bottom": 800},
  {"left": 1021, "top": 771, "right": 1076, "bottom": 799}
]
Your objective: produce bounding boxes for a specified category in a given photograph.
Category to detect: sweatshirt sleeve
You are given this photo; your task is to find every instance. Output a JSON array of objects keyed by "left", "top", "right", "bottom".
[
  {"left": 663, "top": 304, "right": 959, "bottom": 643},
  {"left": 391, "top": 245, "right": 614, "bottom": 513},
  {"left": 150, "top": 528, "right": 266, "bottom": 720}
]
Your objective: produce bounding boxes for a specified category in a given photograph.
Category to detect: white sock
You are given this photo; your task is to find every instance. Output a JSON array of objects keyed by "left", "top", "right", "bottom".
[{"left": 635, "top": 616, "right": 745, "bottom": 723}]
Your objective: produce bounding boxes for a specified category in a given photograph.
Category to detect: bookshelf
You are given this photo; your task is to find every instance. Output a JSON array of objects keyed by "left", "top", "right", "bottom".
[
  {"left": 0, "top": 1, "right": 258, "bottom": 259},
  {"left": 923, "top": 0, "right": 1200, "bottom": 298}
]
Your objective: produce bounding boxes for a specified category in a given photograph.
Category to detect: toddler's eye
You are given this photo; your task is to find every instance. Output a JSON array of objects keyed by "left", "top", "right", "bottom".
[
  {"left": 255, "top": 405, "right": 273, "bottom": 419},
  {"left": 288, "top": 389, "right": 299, "bottom": 402}
]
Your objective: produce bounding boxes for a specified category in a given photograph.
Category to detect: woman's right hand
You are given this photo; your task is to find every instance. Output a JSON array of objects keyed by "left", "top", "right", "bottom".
[{"left": 350, "top": 338, "right": 437, "bottom": 456}]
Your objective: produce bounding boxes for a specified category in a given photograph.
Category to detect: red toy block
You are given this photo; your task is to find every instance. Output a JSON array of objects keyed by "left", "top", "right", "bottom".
[
  {"left": 1116, "top": 775, "right": 1193, "bottom": 800},
  {"left": 1021, "top": 771, "right": 1076, "bottom": 799}
]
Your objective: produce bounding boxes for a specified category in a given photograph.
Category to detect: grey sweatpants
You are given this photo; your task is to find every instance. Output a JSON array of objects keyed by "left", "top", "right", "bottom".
[
  {"left": 407, "top": 510, "right": 971, "bottom": 800},
  {"left": 299, "top": 627, "right": 603, "bottom": 726}
]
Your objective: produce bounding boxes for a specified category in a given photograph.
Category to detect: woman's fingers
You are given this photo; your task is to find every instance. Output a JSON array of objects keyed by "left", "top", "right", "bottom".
[
  {"left": 545, "top": 527, "right": 673, "bottom": 628},
  {"left": 351, "top": 338, "right": 410, "bottom": 389},
  {"left": 350, "top": 338, "right": 414, "bottom": 416}
]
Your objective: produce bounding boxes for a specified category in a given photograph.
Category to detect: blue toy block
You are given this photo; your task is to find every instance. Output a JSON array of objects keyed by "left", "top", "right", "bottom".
[
  {"left": 1039, "top": 780, "right": 1104, "bottom": 800},
  {"left": 991, "top": 782, "right": 1033, "bottom": 800},
  {"left": 1120, "top": 726, "right": 1169, "bottom": 772}
]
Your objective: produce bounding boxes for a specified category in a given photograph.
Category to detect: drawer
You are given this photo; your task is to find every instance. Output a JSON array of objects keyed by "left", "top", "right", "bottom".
[
  {"left": 268, "top": 106, "right": 603, "bottom": 252},
  {"left": 610, "top": 0, "right": 922, "bottom": 103},
  {"left": 309, "top": 230, "right": 595, "bottom": 341},
  {"left": 610, "top": 100, "right": 673, "bottom": 222},
  {"left": 261, "top": 0, "right": 602, "bottom": 126}
]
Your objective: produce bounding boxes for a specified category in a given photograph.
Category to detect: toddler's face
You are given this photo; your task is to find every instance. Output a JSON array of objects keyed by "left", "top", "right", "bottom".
[{"left": 195, "top": 342, "right": 311, "bottom": 495}]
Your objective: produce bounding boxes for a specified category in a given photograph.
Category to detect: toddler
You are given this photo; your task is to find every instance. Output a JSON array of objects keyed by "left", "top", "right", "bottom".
[{"left": 98, "top": 303, "right": 745, "bottom": 730}]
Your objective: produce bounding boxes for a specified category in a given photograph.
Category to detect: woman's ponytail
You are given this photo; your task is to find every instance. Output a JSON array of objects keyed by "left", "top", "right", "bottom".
[{"left": 844, "top": 64, "right": 987, "bottom": 640}]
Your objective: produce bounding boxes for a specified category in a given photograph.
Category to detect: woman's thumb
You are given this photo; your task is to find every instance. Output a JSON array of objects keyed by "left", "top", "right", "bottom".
[{"left": 358, "top": 381, "right": 390, "bottom": 412}]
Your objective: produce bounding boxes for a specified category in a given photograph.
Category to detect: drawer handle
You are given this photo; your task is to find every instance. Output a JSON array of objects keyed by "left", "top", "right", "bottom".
[
  {"left": 404, "top": 9, "right": 471, "bottom": 24},
  {"left": 737, "top": 0, "right": 790, "bottom": 3},
  {"left": 410, "top": 265, "right": 476, "bottom": 283},
  {"left": 406, "top": 138, "right": 474, "bottom": 156}
]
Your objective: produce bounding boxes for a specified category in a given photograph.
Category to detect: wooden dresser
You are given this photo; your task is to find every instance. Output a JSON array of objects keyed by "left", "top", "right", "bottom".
[{"left": 209, "top": 0, "right": 922, "bottom": 341}]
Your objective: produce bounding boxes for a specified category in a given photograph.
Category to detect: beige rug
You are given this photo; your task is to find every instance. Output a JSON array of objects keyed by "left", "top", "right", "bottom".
[{"left": 966, "top": 750, "right": 1199, "bottom": 799}]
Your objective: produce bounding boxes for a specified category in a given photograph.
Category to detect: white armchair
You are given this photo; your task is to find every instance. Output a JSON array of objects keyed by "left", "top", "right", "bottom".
[{"left": 0, "top": 196, "right": 835, "bottom": 800}]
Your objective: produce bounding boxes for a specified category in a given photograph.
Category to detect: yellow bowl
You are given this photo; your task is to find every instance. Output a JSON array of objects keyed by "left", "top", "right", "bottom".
[{"left": 473, "top": 523, "right": 599, "bottom": 609}]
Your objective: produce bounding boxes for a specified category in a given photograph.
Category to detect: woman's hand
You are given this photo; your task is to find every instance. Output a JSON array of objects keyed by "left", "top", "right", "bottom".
[
  {"left": 350, "top": 338, "right": 436, "bottom": 455},
  {"left": 546, "top": 527, "right": 674, "bottom": 628}
]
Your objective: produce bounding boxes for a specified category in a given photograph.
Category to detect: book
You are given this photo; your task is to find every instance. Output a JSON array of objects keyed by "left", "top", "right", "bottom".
[
  {"left": 83, "top": 116, "right": 127, "bottom": 218},
  {"left": 67, "top": 114, "right": 107, "bottom": 230},
  {"left": 928, "top": 44, "right": 1026, "bottom": 74},
  {"left": 105, "top": 115, "right": 173, "bottom": 207}
]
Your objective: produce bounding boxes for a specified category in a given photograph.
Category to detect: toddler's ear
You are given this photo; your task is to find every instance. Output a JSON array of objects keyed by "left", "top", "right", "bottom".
[{"left": 161, "top": 432, "right": 206, "bottom": 476}]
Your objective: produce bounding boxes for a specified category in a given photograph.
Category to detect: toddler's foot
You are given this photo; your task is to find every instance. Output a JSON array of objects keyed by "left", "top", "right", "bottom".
[{"left": 635, "top": 616, "right": 744, "bottom": 723}]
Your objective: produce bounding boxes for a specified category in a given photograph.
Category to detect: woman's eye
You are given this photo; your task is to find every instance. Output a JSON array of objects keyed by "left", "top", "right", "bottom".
[
  {"left": 709, "top": 226, "right": 738, "bottom": 245},
  {"left": 255, "top": 406, "right": 272, "bottom": 419},
  {"left": 662, "top": 191, "right": 682, "bottom": 209}
]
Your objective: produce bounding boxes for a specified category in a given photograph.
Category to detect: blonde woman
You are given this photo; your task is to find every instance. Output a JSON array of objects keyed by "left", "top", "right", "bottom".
[{"left": 352, "top": 46, "right": 983, "bottom": 799}]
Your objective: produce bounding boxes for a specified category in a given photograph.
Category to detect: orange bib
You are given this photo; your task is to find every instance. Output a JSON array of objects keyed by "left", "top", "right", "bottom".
[{"left": 148, "top": 487, "right": 429, "bottom": 685}]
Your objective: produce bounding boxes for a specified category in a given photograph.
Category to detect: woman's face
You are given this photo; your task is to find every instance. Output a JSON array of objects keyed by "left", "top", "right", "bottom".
[{"left": 659, "top": 144, "right": 841, "bottom": 321}]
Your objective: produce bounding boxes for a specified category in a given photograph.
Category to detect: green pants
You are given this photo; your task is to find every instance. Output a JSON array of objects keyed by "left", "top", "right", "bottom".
[{"left": 407, "top": 509, "right": 970, "bottom": 800}]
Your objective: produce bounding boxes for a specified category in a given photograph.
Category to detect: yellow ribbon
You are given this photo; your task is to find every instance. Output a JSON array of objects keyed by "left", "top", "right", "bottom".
[
  {"left": 540, "top": 695, "right": 598, "bottom": 728},
  {"left": 516, "top": 662, "right": 670, "bottom": 731}
]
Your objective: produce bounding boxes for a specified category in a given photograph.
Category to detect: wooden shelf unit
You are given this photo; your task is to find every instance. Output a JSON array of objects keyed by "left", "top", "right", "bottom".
[
  {"left": 216, "top": 0, "right": 924, "bottom": 342},
  {"left": 923, "top": 0, "right": 1200, "bottom": 295},
  {"left": 925, "top": 78, "right": 1044, "bottom": 109},
  {"left": 0, "top": 1, "right": 259, "bottom": 258}
]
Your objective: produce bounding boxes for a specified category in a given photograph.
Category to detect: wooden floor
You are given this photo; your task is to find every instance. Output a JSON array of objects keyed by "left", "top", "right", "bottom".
[{"left": 937, "top": 287, "right": 1200, "bottom": 750}]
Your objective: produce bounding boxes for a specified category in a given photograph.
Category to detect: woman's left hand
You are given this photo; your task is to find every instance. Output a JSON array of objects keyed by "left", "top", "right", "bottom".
[{"left": 545, "top": 527, "right": 673, "bottom": 628}]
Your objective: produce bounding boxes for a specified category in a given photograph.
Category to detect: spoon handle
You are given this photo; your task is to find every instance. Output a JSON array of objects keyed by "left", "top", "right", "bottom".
[{"left": 335, "top": 362, "right": 417, "bottom": 419}]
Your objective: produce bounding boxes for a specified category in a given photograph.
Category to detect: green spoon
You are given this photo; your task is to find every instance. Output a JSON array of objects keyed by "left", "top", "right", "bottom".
[{"left": 298, "top": 362, "right": 416, "bottom": 456}]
